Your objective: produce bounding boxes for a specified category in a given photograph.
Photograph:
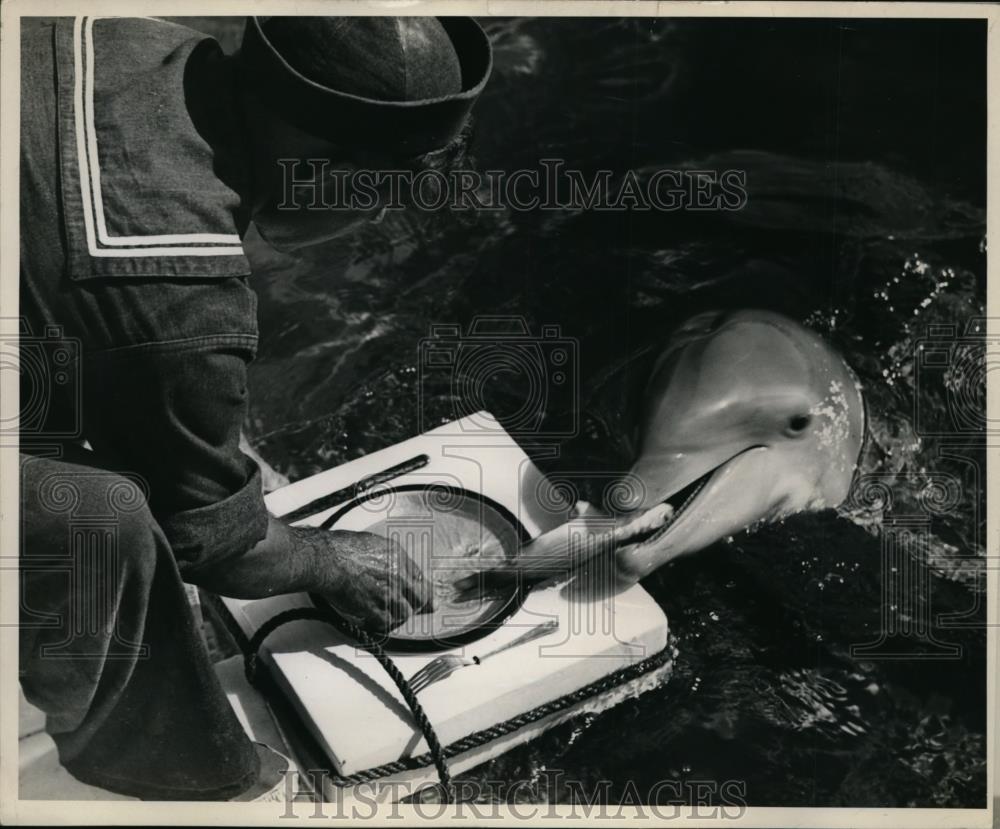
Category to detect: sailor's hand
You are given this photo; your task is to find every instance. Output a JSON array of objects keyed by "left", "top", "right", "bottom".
[{"left": 298, "top": 528, "right": 434, "bottom": 633}]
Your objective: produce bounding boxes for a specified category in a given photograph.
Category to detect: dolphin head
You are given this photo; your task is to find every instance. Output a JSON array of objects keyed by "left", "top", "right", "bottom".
[{"left": 611, "top": 309, "right": 865, "bottom": 582}]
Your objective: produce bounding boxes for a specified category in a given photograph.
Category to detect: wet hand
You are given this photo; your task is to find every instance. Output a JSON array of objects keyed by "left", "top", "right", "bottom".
[{"left": 294, "top": 528, "right": 434, "bottom": 633}]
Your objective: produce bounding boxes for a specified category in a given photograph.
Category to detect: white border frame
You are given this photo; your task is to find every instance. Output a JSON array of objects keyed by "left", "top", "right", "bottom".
[{"left": 0, "top": 2, "right": 995, "bottom": 827}]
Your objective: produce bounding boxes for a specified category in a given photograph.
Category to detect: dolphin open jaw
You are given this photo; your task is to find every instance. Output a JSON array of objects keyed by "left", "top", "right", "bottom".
[
  {"left": 507, "top": 311, "right": 865, "bottom": 586},
  {"left": 615, "top": 447, "right": 765, "bottom": 549}
]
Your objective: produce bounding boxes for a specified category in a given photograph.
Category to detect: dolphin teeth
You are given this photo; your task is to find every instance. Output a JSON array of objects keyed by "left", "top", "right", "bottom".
[{"left": 671, "top": 473, "right": 711, "bottom": 516}]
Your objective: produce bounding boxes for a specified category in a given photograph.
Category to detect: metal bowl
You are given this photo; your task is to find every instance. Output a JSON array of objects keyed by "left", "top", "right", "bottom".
[{"left": 311, "top": 484, "right": 529, "bottom": 653}]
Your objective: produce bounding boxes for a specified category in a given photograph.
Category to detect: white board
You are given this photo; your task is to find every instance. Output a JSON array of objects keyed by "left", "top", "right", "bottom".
[{"left": 223, "top": 412, "right": 669, "bottom": 779}]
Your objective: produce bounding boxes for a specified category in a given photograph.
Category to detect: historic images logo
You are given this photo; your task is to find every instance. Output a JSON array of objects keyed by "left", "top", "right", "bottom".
[{"left": 278, "top": 158, "right": 748, "bottom": 214}]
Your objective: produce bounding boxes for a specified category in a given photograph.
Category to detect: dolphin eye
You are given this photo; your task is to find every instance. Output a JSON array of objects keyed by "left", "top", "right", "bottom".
[{"left": 786, "top": 414, "right": 812, "bottom": 436}]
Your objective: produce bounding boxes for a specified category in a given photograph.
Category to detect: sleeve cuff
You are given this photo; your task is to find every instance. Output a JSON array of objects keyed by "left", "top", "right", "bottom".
[{"left": 159, "top": 464, "right": 269, "bottom": 576}]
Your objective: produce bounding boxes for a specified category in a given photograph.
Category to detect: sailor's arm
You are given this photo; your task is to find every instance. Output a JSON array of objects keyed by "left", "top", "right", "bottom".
[
  {"left": 81, "top": 342, "right": 430, "bottom": 632},
  {"left": 192, "top": 517, "right": 433, "bottom": 632}
]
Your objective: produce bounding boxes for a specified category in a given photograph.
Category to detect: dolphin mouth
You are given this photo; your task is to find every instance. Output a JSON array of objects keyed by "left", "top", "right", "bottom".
[{"left": 616, "top": 446, "right": 765, "bottom": 548}]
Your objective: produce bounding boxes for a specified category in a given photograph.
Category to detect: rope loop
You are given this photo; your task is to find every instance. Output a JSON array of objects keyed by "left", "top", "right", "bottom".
[{"left": 241, "top": 606, "right": 453, "bottom": 801}]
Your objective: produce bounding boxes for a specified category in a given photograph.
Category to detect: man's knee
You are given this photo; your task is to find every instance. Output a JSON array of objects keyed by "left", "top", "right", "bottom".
[
  {"left": 21, "top": 455, "right": 163, "bottom": 578},
  {"left": 19, "top": 459, "right": 166, "bottom": 692}
]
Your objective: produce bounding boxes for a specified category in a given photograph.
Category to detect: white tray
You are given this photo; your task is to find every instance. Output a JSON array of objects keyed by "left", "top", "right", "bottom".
[{"left": 223, "top": 413, "right": 669, "bottom": 778}]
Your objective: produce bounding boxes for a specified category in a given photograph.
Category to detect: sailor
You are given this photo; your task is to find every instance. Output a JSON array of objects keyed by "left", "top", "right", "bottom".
[{"left": 18, "top": 16, "right": 491, "bottom": 800}]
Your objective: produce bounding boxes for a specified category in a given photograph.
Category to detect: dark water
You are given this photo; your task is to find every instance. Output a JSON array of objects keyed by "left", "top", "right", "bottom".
[{"left": 192, "top": 17, "right": 988, "bottom": 807}]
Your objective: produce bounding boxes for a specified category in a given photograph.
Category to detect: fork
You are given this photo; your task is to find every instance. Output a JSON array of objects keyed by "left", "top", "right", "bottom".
[{"left": 406, "top": 619, "right": 559, "bottom": 694}]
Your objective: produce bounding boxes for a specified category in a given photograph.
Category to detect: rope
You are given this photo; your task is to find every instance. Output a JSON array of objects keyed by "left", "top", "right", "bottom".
[
  {"left": 207, "top": 593, "right": 673, "bottom": 799},
  {"left": 241, "top": 606, "right": 453, "bottom": 801},
  {"left": 323, "top": 641, "right": 674, "bottom": 787}
]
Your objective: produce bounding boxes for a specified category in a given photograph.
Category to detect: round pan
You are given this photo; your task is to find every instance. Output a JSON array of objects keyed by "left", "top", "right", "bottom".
[{"left": 310, "top": 484, "right": 529, "bottom": 653}]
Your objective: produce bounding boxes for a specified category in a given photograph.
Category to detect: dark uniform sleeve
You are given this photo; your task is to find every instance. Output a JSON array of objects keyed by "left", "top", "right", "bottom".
[
  {"left": 82, "top": 338, "right": 269, "bottom": 578},
  {"left": 20, "top": 16, "right": 269, "bottom": 577}
]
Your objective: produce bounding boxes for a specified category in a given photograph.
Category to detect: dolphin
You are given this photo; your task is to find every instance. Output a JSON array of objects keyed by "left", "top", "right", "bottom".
[{"left": 473, "top": 309, "right": 866, "bottom": 589}]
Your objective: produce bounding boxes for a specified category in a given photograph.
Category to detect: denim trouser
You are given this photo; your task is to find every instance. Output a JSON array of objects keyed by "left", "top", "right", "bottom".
[{"left": 18, "top": 448, "right": 259, "bottom": 800}]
